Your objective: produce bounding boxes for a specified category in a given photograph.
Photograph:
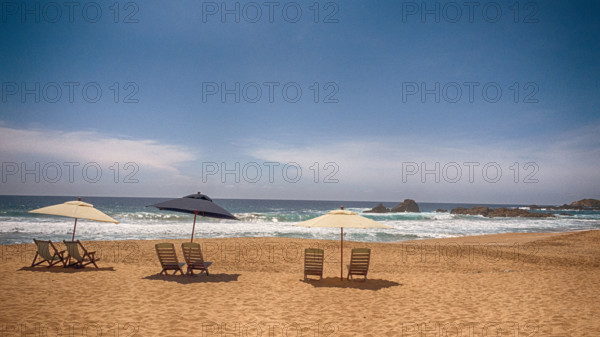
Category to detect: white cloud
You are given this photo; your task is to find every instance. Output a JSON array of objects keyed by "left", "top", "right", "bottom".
[
  {"left": 244, "top": 124, "right": 600, "bottom": 203},
  {"left": 1, "top": 123, "right": 598, "bottom": 203},
  {"left": 0, "top": 125, "right": 196, "bottom": 173}
]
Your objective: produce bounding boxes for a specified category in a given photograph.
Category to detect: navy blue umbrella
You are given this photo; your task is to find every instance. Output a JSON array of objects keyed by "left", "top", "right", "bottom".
[{"left": 148, "top": 192, "right": 238, "bottom": 241}]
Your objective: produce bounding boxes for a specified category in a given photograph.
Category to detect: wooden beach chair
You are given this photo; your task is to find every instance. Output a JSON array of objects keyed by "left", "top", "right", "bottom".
[
  {"left": 63, "top": 240, "right": 100, "bottom": 268},
  {"left": 31, "top": 239, "right": 66, "bottom": 267},
  {"left": 181, "top": 242, "right": 212, "bottom": 276},
  {"left": 304, "top": 248, "right": 324, "bottom": 280},
  {"left": 155, "top": 243, "right": 184, "bottom": 275},
  {"left": 347, "top": 248, "right": 371, "bottom": 281}
]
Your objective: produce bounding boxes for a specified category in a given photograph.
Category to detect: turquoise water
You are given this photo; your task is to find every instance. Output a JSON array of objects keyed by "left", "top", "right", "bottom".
[{"left": 1, "top": 195, "right": 599, "bottom": 245}]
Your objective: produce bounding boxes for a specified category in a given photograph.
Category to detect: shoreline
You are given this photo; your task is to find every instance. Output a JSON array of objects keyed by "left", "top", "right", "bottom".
[
  {"left": 0, "top": 227, "right": 587, "bottom": 246},
  {"left": 1, "top": 230, "right": 599, "bottom": 336},
  {"left": 2, "top": 195, "right": 598, "bottom": 246}
]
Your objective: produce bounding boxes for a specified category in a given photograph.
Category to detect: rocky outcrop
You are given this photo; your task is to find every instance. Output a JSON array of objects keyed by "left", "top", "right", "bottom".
[
  {"left": 555, "top": 204, "right": 576, "bottom": 210},
  {"left": 364, "top": 203, "right": 390, "bottom": 213},
  {"left": 391, "top": 199, "right": 420, "bottom": 213},
  {"left": 436, "top": 209, "right": 448, "bottom": 213},
  {"left": 569, "top": 199, "right": 600, "bottom": 209},
  {"left": 451, "top": 206, "right": 554, "bottom": 218},
  {"left": 487, "top": 208, "right": 554, "bottom": 218},
  {"left": 527, "top": 199, "right": 600, "bottom": 211},
  {"left": 365, "top": 198, "right": 599, "bottom": 216},
  {"left": 365, "top": 199, "right": 420, "bottom": 213},
  {"left": 450, "top": 207, "right": 492, "bottom": 216}
]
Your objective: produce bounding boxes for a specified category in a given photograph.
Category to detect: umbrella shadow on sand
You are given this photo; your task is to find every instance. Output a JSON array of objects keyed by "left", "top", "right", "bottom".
[
  {"left": 18, "top": 266, "right": 116, "bottom": 273},
  {"left": 143, "top": 273, "right": 241, "bottom": 284},
  {"left": 302, "top": 277, "right": 401, "bottom": 290}
]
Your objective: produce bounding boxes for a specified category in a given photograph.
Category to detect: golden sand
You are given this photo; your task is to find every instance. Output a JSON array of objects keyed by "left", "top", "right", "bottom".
[{"left": 1, "top": 230, "right": 599, "bottom": 336}]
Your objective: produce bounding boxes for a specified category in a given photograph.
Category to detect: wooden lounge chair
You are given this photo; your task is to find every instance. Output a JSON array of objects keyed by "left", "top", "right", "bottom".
[
  {"left": 304, "top": 248, "right": 324, "bottom": 280},
  {"left": 63, "top": 240, "right": 100, "bottom": 268},
  {"left": 31, "top": 239, "right": 66, "bottom": 267},
  {"left": 347, "top": 248, "right": 371, "bottom": 281},
  {"left": 155, "top": 243, "right": 184, "bottom": 275},
  {"left": 181, "top": 242, "right": 212, "bottom": 276}
]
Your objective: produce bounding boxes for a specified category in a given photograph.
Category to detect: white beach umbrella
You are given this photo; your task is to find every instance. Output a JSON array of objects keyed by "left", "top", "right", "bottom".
[
  {"left": 29, "top": 198, "right": 119, "bottom": 240},
  {"left": 294, "top": 207, "right": 392, "bottom": 281}
]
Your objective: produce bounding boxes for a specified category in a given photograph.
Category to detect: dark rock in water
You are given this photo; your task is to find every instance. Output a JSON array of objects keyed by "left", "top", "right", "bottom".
[
  {"left": 472, "top": 206, "right": 492, "bottom": 215},
  {"left": 450, "top": 207, "right": 492, "bottom": 216},
  {"left": 569, "top": 199, "right": 600, "bottom": 210},
  {"left": 490, "top": 199, "right": 599, "bottom": 213},
  {"left": 559, "top": 213, "right": 573, "bottom": 216},
  {"left": 391, "top": 199, "right": 420, "bottom": 213},
  {"left": 450, "top": 207, "right": 467, "bottom": 215},
  {"left": 451, "top": 206, "right": 554, "bottom": 218},
  {"left": 436, "top": 209, "right": 448, "bottom": 213},
  {"left": 487, "top": 207, "right": 554, "bottom": 218},
  {"left": 364, "top": 203, "right": 390, "bottom": 213},
  {"left": 540, "top": 204, "right": 567, "bottom": 210},
  {"left": 537, "top": 199, "right": 600, "bottom": 210},
  {"left": 366, "top": 199, "right": 421, "bottom": 213}
]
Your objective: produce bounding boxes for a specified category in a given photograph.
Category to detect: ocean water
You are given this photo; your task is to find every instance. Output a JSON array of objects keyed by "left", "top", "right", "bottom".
[{"left": 1, "top": 195, "right": 599, "bottom": 245}]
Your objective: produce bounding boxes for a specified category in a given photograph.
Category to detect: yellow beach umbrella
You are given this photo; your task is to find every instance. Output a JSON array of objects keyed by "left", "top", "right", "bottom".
[
  {"left": 294, "top": 207, "right": 392, "bottom": 281},
  {"left": 29, "top": 199, "right": 119, "bottom": 240}
]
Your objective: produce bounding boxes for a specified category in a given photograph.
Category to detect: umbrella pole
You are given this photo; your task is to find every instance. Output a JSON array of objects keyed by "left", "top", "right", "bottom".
[
  {"left": 340, "top": 227, "right": 343, "bottom": 281},
  {"left": 191, "top": 212, "right": 198, "bottom": 242},
  {"left": 72, "top": 218, "right": 78, "bottom": 241}
]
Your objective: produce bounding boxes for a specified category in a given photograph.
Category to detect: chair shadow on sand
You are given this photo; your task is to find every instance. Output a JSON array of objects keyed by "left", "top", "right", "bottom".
[
  {"left": 302, "top": 277, "right": 401, "bottom": 290},
  {"left": 143, "top": 273, "right": 241, "bottom": 284},
  {"left": 18, "top": 266, "right": 116, "bottom": 273}
]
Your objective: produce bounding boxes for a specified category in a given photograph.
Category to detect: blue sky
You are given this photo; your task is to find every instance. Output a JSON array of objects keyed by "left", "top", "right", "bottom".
[{"left": 0, "top": 0, "right": 599, "bottom": 204}]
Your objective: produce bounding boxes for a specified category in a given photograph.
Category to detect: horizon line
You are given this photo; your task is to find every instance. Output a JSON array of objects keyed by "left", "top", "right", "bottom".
[{"left": 0, "top": 194, "right": 588, "bottom": 207}]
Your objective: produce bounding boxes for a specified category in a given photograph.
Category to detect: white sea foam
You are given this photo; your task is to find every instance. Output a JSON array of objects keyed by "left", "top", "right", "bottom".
[
  {"left": 1, "top": 197, "right": 599, "bottom": 245},
  {"left": 2, "top": 212, "right": 599, "bottom": 245}
]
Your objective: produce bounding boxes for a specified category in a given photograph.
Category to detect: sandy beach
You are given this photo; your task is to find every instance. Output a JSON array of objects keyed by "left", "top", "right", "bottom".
[{"left": 1, "top": 230, "right": 599, "bottom": 336}]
